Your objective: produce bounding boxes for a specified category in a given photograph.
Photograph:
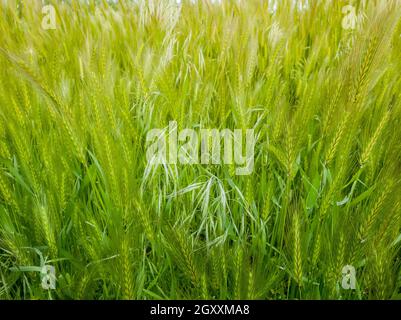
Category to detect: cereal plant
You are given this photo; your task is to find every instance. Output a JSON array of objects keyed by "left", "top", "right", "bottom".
[{"left": 0, "top": 0, "right": 400, "bottom": 300}]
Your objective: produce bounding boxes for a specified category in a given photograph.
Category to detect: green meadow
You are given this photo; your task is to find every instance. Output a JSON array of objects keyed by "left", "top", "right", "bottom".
[{"left": 0, "top": 0, "right": 401, "bottom": 299}]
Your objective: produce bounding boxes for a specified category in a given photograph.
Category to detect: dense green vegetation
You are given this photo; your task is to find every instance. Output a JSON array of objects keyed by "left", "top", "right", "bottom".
[{"left": 0, "top": 0, "right": 401, "bottom": 299}]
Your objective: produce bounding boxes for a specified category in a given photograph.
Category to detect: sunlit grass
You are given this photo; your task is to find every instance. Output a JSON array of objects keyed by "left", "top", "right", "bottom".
[{"left": 0, "top": 0, "right": 401, "bottom": 300}]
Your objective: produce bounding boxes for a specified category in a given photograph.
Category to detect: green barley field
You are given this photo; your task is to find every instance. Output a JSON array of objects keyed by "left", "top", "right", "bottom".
[{"left": 0, "top": 0, "right": 401, "bottom": 300}]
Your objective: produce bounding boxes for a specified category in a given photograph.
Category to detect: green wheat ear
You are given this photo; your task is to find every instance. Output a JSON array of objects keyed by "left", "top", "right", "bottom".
[
  {"left": 121, "top": 236, "right": 134, "bottom": 300},
  {"left": 293, "top": 212, "right": 303, "bottom": 287},
  {"left": 162, "top": 225, "right": 200, "bottom": 286}
]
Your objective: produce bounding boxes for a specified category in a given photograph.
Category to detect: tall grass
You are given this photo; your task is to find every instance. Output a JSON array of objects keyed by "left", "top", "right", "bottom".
[{"left": 0, "top": 0, "right": 401, "bottom": 300}]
